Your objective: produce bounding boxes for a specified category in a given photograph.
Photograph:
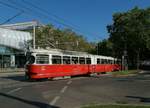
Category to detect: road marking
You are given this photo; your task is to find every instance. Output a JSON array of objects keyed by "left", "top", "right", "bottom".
[
  {"left": 49, "top": 80, "right": 72, "bottom": 105},
  {"left": 50, "top": 96, "right": 60, "bottom": 105},
  {"left": 67, "top": 80, "right": 72, "bottom": 85},
  {"left": 7, "top": 87, "right": 21, "bottom": 94},
  {"left": 60, "top": 85, "right": 68, "bottom": 93}
]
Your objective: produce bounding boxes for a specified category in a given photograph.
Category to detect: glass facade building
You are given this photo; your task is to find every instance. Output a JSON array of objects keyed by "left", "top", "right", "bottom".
[
  {"left": 0, "top": 28, "right": 32, "bottom": 68},
  {"left": 0, "top": 45, "right": 26, "bottom": 68}
]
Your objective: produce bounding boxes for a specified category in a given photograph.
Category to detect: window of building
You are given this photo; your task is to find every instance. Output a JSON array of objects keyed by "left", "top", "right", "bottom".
[
  {"left": 36, "top": 54, "right": 49, "bottom": 64},
  {"left": 63, "top": 56, "right": 70, "bottom": 64},
  {"left": 2, "top": 55, "right": 11, "bottom": 68},
  {"left": 79, "top": 57, "right": 85, "bottom": 64},
  {"left": 86, "top": 58, "right": 91, "bottom": 64},
  {"left": 71, "top": 57, "right": 78, "bottom": 64},
  {"left": 52, "top": 55, "right": 61, "bottom": 64}
]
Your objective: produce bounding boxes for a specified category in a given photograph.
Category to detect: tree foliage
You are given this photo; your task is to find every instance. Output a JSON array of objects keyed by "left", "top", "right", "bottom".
[
  {"left": 96, "top": 39, "right": 113, "bottom": 56},
  {"left": 35, "top": 24, "right": 94, "bottom": 52},
  {"left": 106, "top": 7, "right": 150, "bottom": 67}
]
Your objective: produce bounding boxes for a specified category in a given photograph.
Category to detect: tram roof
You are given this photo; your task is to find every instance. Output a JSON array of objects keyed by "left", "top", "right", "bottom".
[
  {"left": 30, "top": 48, "right": 88, "bottom": 55},
  {"left": 29, "top": 48, "right": 117, "bottom": 60}
]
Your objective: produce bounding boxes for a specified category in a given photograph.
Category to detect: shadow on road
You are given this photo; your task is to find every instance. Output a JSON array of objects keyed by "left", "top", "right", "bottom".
[
  {"left": 1, "top": 74, "right": 90, "bottom": 82},
  {"left": 126, "top": 96, "right": 150, "bottom": 103},
  {"left": 1, "top": 75, "right": 50, "bottom": 82},
  {"left": 1, "top": 75, "right": 26, "bottom": 82},
  {"left": 0, "top": 92, "right": 59, "bottom": 108}
]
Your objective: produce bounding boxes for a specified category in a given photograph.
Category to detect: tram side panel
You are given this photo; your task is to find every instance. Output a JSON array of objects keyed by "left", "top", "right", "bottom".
[
  {"left": 93, "top": 64, "right": 115, "bottom": 73},
  {"left": 94, "top": 64, "right": 105, "bottom": 73},
  {"left": 27, "top": 64, "right": 89, "bottom": 79},
  {"left": 27, "top": 64, "right": 120, "bottom": 79}
]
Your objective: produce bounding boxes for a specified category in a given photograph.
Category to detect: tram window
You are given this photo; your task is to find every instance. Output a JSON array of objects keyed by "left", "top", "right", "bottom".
[
  {"left": 79, "top": 57, "right": 85, "bottom": 64},
  {"left": 36, "top": 54, "right": 49, "bottom": 64},
  {"left": 97, "top": 58, "right": 100, "bottom": 64},
  {"left": 109, "top": 60, "right": 113, "bottom": 64},
  {"left": 105, "top": 60, "right": 108, "bottom": 64},
  {"left": 71, "top": 57, "right": 78, "bottom": 64},
  {"left": 101, "top": 59, "right": 105, "bottom": 64},
  {"left": 63, "top": 56, "right": 70, "bottom": 64},
  {"left": 112, "top": 60, "right": 115, "bottom": 64},
  {"left": 109, "top": 60, "right": 112, "bottom": 64},
  {"left": 52, "top": 55, "right": 61, "bottom": 64},
  {"left": 110, "top": 60, "right": 112, "bottom": 64},
  {"left": 86, "top": 58, "right": 91, "bottom": 64}
]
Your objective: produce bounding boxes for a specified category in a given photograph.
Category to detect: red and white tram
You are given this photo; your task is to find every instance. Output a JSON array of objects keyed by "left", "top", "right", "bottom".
[{"left": 25, "top": 49, "right": 121, "bottom": 79}]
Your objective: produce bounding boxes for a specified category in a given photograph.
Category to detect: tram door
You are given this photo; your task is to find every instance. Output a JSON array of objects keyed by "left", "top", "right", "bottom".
[
  {"left": 91, "top": 65, "right": 96, "bottom": 73},
  {"left": 89, "top": 57, "right": 96, "bottom": 73}
]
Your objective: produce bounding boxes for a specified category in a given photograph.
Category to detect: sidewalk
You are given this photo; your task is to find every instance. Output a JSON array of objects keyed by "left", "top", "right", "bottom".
[{"left": 0, "top": 71, "right": 24, "bottom": 77}]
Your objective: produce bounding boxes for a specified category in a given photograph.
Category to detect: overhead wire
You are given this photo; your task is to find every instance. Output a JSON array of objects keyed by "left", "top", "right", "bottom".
[
  {"left": 6, "top": 0, "right": 57, "bottom": 22},
  {"left": 11, "top": 0, "right": 102, "bottom": 39},
  {"left": 21, "top": 0, "right": 102, "bottom": 39},
  {"left": 0, "top": 11, "right": 24, "bottom": 25},
  {"left": 0, "top": 0, "right": 37, "bottom": 23},
  {"left": 0, "top": 0, "right": 102, "bottom": 40},
  {"left": 7, "top": 0, "right": 76, "bottom": 29},
  {"left": 22, "top": 0, "right": 83, "bottom": 30},
  {"left": 0, "top": 0, "right": 52, "bottom": 24}
]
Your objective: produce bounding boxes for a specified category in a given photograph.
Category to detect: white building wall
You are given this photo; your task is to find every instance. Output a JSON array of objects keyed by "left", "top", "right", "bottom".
[{"left": 0, "top": 28, "right": 32, "bottom": 50}]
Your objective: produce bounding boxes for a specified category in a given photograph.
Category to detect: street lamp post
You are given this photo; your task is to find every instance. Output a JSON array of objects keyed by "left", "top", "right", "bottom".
[{"left": 33, "top": 25, "right": 36, "bottom": 49}]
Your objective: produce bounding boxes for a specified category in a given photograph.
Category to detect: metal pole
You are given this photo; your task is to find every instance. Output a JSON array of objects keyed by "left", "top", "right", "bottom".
[
  {"left": 2, "top": 54, "right": 3, "bottom": 72},
  {"left": 137, "top": 49, "right": 140, "bottom": 70},
  {"left": 33, "top": 25, "right": 36, "bottom": 49},
  {"left": 122, "top": 55, "right": 124, "bottom": 71},
  {"left": 97, "top": 43, "right": 99, "bottom": 55}
]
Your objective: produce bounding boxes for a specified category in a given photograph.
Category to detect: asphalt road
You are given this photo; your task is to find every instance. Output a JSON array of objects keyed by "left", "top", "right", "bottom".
[{"left": 0, "top": 72, "right": 150, "bottom": 108}]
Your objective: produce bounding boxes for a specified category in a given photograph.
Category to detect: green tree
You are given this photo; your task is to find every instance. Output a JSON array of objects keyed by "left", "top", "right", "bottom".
[
  {"left": 35, "top": 24, "right": 94, "bottom": 52},
  {"left": 107, "top": 7, "right": 150, "bottom": 67},
  {"left": 96, "top": 39, "right": 113, "bottom": 56}
]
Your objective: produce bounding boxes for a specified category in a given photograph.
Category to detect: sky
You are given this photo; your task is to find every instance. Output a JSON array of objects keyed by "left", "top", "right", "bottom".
[{"left": 0, "top": 0, "right": 150, "bottom": 42}]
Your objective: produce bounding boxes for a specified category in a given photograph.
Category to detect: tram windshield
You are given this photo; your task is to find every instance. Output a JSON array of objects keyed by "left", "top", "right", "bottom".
[{"left": 26, "top": 55, "right": 35, "bottom": 64}]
